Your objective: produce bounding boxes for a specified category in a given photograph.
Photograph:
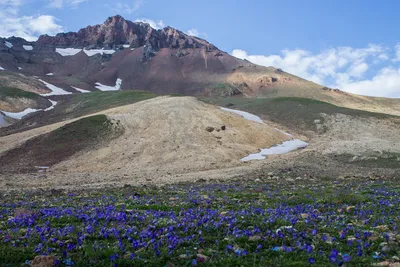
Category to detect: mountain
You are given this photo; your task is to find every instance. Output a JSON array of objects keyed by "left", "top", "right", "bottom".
[
  {"left": 0, "top": 15, "right": 400, "bottom": 118},
  {"left": 0, "top": 15, "right": 399, "bottom": 188}
]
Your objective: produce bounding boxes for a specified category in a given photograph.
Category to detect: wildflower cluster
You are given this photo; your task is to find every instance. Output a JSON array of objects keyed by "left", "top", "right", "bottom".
[{"left": 0, "top": 179, "right": 399, "bottom": 266}]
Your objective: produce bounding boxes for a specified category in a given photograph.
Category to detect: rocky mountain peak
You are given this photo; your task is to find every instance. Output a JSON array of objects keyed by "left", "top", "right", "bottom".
[{"left": 36, "top": 15, "right": 217, "bottom": 51}]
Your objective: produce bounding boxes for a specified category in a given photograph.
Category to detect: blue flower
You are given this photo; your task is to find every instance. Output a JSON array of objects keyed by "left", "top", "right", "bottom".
[
  {"left": 342, "top": 254, "right": 351, "bottom": 262},
  {"left": 308, "top": 258, "right": 315, "bottom": 264}
]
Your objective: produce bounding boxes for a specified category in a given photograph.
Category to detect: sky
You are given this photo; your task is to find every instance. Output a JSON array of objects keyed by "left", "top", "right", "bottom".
[{"left": 1, "top": 0, "right": 400, "bottom": 98}]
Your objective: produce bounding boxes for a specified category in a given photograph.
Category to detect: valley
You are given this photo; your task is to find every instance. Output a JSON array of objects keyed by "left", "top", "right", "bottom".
[{"left": 0, "top": 14, "right": 399, "bottom": 267}]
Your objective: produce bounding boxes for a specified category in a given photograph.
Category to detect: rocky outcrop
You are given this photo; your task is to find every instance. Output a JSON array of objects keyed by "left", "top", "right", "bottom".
[{"left": 36, "top": 15, "right": 217, "bottom": 51}]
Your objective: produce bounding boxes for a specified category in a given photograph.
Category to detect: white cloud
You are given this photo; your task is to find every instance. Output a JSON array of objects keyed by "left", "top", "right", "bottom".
[
  {"left": 232, "top": 44, "right": 400, "bottom": 97},
  {"left": 47, "top": 0, "right": 88, "bottom": 8},
  {"left": 112, "top": 0, "right": 142, "bottom": 14},
  {"left": 340, "top": 68, "right": 400, "bottom": 97},
  {"left": 0, "top": 1, "right": 63, "bottom": 41},
  {"left": 186, "top": 29, "right": 199, "bottom": 37},
  {"left": 135, "top": 18, "right": 165, "bottom": 30}
]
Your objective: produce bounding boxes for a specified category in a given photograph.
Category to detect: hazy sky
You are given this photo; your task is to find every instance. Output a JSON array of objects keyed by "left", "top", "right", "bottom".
[{"left": 1, "top": 0, "right": 400, "bottom": 97}]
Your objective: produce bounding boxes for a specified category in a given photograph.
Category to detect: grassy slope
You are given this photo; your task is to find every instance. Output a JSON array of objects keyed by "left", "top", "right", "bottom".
[
  {"left": 0, "top": 86, "right": 41, "bottom": 100},
  {"left": 0, "top": 90, "right": 157, "bottom": 136},
  {"left": 201, "top": 97, "right": 396, "bottom": 134},
  {"left": 55, "top": 91, "right": 157, "bottom": 119},
  {"left": 0, "top": 115, "right": 124, "bottom": 173}
]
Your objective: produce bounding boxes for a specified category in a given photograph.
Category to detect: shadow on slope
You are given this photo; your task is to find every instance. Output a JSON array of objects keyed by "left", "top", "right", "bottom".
[{"left": 0, "top": 115, "right": 124, "bottom": 173}]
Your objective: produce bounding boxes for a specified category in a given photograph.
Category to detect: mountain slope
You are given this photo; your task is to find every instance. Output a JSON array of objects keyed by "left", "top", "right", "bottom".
[{"left": 0, "top": 15, "right": 399, "bottom": 118}]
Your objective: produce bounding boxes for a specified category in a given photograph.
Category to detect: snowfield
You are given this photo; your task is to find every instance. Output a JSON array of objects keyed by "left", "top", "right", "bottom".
[
  {"left": 55, "top": 48, "right": 81, "bottom": 56},
  {"left": 71, "top": 86, "right": 91, "bottom": 93},
  {"left": 56, "top": 48, "right": 116, "bottom": 57},
  {"left": 5, "top": 41, "right": 12, "bottom": 48},
  {"left": 23, "top": 45, "right": 33, "bottom": 51},
  {"left": 219, "top": 107, "right": 309, "bottom": 161},
  {"left": 95, "top": 78, "right": 122, "bottom": 91},
  {"left": 220, "top": 107, "right": 264, "bottom": 124},
  {"left": 83, "top": 49, "right": 115, "bottom": 56},
  {"left": 39, "top": 79, "right": 72, "bottom": 96},
  {"left": 0, "top": 66, "right": 4, "bottom": 70},
  {"left": 2, "top": 108, "right": 41, "bottom": 120},
  {"left": 240, "top": 139, "right": 309, "bottom": 161},
  {"left": 1, "top": 99, "right": 58, "bottom": 121}
]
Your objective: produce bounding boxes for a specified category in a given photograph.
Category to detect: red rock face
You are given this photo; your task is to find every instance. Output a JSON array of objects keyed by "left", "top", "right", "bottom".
[{"left": 36, "top": 15, "right": 216, "bottom": 51}]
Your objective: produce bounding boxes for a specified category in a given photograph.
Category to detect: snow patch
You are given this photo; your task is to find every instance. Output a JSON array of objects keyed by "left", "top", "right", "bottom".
[
  {"left": 18, "top": 67, "right": 22, "bottom": 70},
  {"left": 39, "top": 79, "right": 72, "bottom": 96},
  {"left": 83, "top": 49, "right": 115, "bottom": 56},
  {"left": 219, "top": 106, "right": 309, "bottom": 161},
  {"left": 2, "top": 108, "right": 41, "bottom": 119},
  {"left": 95, "top": 78, "right": 122, "bottom": 91},
  {"left": 44, "top": 100, "right": 57, "bottom": 111},
  {"left": 5, "top": 41, "right": 12, "bottom": 48},
  {"left": 123, "top": 44, "right": 130, "bottom": 48},
  {"left": 56, "top": 48, "right": 81, "bottom": 56},
  {"left": 0, "top": 99, "right": 58, "bottom": 121},
  {"left": 0, "top": 66, "right": 4, "bottom": 70},
  {"left": 130, "top": 48, "right": 135, "bottom": 51},
  {"left": 56, "top": 47, "right": 116, "bottom": 57},
  {"left": 71, "top": 86, "right": 91, "bottom": 93},
  {"left": 46, "top": 73, "right": 54, "bottom": 76},
  {"left": 240, "top": 139, "right": 309, "bottom": 161},
  {"left": 220, "top": 107, "right": 264, "bottom": 124},
  {"left": 23, "top": 45, "right": 33, "bottom": 51}
]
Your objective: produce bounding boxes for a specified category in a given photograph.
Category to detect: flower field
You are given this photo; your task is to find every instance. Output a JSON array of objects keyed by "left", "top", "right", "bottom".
[{"left": 0, "top": 178, "right": 399, "bottom": 266}]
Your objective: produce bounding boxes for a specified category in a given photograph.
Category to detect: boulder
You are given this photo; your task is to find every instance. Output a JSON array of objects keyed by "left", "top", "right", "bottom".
[{"left": 30, "top": 256, "right": 57, "bottom": 267}]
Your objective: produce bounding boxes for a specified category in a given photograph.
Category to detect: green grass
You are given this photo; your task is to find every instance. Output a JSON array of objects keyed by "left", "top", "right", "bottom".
[
  {"left": 331, "top": 151, "right": 400, "bottom": 168},
  {"left": 0, "top": 86, "right": 40, "bottom": 100},
  {"left": 57, "top": 90, "right": 157, "bottom": 118},
  {"left": 201, "top": 97, "right": 394, "bottom": 134}
]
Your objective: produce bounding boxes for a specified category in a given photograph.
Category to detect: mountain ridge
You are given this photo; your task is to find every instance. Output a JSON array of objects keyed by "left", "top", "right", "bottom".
[{"left": 36, "top": 15, "right": 217, "bottom": 51}]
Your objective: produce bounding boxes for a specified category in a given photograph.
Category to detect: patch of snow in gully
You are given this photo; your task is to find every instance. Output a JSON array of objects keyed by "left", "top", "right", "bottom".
[
  {"left": 23, "top": 45, "right": 33, "bottom": 51},
  {"left": 18, "top": 67, "right": 22, "bottom": 70},
  {"left": 46, "top": 73, "right": 54, "bottom": 76},
  {"left": 240, "top": 139, "right": 309, "bottom": 161},
  {"left": 5, "top": 41, "right": 12, "bottom": 48},
  {"left": 220, "top": 107, "right": 264, "bottom": 124},
  {"left": 71, "top": 86, "right": 91, "bottom": 93},
  {"left": 38, "top": 79, "right": 72, "bottom": 96},
  {"left": 219, "top": 107, "right": 309, "bottom": 161},
  {"left": 123, "top": 44, "right": 130, "bottom": 48},
  {"left": 44, "top": 100, "right": 57, "bottom": 111},
  {"left": 95, "top": 78, "right": 122, "bottom": 91},
  {"left": 1, "top": 99, "right": 58, "bottom": 121},
  {"left": 2, "top": 108, "right": 41, "bottom": 119},
  {"left": 0, "top": 66, "right": 4, "bottom": 70}
]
